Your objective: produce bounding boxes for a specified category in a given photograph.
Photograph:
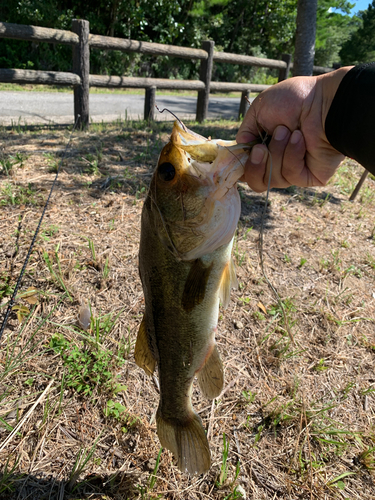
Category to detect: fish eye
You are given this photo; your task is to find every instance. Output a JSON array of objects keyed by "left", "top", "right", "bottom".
[{"left": 158, "top": 162, "right": 175, "bottom": 182}]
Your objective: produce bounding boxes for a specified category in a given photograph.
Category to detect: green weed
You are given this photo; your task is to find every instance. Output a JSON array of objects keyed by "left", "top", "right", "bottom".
[
  {"left": 148, "top": 448, "right": 162, "bottom": 491},
  {"left": 43, "top": 152, "right": 59, "bottom": 173},
  {"left": 40, "top": 224, "right": 60, "bottom": 241},
  {"left": 216, "top": 433, "right": 230, "bottom": 488},
  {"left": 67, "top": 436, "right": 101, "bottom": 492},
  {"left": 50, "top": 333, "right": 125, "bottom": 397},
  {"left": 242, "top": 390, "right": 256, "bottom": 404},
  {"left": 0, "top": 158, "right": 14, "bottom": 176},
  {"left": 104, "top": 400, "right": 127, "bottom": 419},
  {"left": 0, "top": 182, "right": 41, "bottom": 206},
  {"left": 0, "top": 456, "right": 24, "bottom": 495},
  {"left": 42, "top": 247, "right": 72, "bottom": 300},
  {"left": 299, "top": 257, "right": 307, "bottom": 268}
]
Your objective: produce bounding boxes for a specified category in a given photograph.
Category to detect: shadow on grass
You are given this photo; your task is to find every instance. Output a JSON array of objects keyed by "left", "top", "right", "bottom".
[
  {"left": 0, "top": 470, "right": 145, "bottom": 499},
  {"left": 0, "top": 120, "right": 344, "bottom": 236}
]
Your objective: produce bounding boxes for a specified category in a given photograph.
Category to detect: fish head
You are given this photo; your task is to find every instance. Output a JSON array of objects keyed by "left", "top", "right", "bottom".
[{"left": 147, "top": 120, "right": 256, "bottom": 261}]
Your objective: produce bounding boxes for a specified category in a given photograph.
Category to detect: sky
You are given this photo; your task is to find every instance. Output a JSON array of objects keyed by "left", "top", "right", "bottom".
[{"left": 349, "top": 0, "right": 372, "bottom": 14}]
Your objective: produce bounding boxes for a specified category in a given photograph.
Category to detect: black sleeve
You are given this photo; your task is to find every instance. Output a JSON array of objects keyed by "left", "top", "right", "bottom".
[{"left": 325, "top": 63, "right": 375, "bottom": 175}]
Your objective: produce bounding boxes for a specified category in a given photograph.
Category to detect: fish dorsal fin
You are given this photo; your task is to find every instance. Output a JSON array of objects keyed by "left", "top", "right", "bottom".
[
  {"left": 197, "top": 343, "right": 224, "bottom": 399},
  {"left": 134, "top": 316, "right": 156, "bottom": 376},
  {"left": 219, "top": 258, "right": 238, "bottom": 309},
  {"left": 182, "top": 259, "right": 213, "bottom": 312}
]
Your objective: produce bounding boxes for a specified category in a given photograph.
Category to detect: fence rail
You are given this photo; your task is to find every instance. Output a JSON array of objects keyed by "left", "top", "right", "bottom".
[{"left": 0, "top": 20, "right": 333, "bottom": 128}]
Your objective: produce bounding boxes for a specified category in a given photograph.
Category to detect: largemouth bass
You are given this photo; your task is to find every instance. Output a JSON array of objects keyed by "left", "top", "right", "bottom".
[{"left": 135, "top": 120, "right": 255, "bottom": 474}]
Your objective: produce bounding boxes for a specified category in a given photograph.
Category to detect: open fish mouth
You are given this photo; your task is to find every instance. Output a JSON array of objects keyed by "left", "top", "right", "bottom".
[
  {"left": 151, "top": 120, "right": 258, "bottom": 261},
  {"left": 171, "top": 121, "right": 254, "bottom": 199}
]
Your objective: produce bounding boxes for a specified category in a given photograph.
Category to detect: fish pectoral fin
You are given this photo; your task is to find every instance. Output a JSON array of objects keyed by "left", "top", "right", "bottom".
[
  {"left": 134, "top": 316, "right": 156, "bottom": 376},
  {"left": 182, "top": 259, "right": 214, "bottom": 312},
  {"left": 157, "top": 409, "right": 211, "bottom": 475},
  {"left": 219, "top": 258, "right": 238, "bottom": 309},
  {"left": 197, "top": 344, "right": 224, "bottom": 399}
]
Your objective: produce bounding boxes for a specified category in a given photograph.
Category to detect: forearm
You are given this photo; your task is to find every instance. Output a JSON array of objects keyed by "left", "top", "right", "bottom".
[{"left": 324, "top": 63, "right": 375, "bottom": 175}]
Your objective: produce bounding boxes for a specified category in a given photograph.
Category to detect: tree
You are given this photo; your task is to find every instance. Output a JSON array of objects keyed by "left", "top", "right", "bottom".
[
  {"left": 315, "top": 0, "right": 357, "bottom": 67},
  {"left": 293, "top": 0, "right": 318, "bottom": 75},
  {"left": 340, "top": 0, "right": 375, "bottom": 64}
]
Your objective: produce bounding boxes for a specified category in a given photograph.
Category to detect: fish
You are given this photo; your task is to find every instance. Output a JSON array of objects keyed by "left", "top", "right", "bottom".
[{"left": 135, "top": 120, "right": 256, "bottom": 474}]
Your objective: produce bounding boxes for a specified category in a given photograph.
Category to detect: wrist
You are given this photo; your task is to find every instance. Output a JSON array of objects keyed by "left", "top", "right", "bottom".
[{"left": 317, "top": 66, "right": 354, "bottom": 126}]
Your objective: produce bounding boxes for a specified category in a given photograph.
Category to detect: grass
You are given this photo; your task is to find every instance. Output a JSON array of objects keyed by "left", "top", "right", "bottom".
[
  {"left": 0, "top": 182, "right": 42, "bottom": 206},
  {"left": 0, "top": 120, "right": 375, "bottom": 499}
]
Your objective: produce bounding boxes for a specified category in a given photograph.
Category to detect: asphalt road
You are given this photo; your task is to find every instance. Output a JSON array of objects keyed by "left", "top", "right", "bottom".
[{"left": 0, "top": 91, "right": 247, "bottom": 125}]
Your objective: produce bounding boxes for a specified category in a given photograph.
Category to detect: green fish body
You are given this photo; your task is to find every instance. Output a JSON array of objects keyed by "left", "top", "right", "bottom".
[{"left": 136, "top": 121, "right": 254, "bottom": 474}]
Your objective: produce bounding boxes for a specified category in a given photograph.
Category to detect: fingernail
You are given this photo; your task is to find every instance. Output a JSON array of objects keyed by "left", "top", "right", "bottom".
[
  {"left": 291, "top": 129, "right": 302, "bottom": 145},
  {"left": 274, "top": 126, "right": 288, "bottom": 141},
  {"left": 250, "top": 146, "right": 265, "bottom": 164},
  {"left": 237, "top": 132, "right": 254, "bottom": 144}
]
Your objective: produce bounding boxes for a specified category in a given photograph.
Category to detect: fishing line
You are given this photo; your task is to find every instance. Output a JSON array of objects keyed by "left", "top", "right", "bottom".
[
  {"left": 257, "top": 131, "right": 295, "bottom": 345},
  {"left": 155, "top": 105, "right": 188, "bottom": 132},
  {"left": 0, "top": 117, "right": 80, "bottom": 343}
]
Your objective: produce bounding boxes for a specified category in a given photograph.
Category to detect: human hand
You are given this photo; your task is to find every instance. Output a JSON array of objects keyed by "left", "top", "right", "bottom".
[{"left": 236, "top": 68, "right": 352, "bottom": 192}]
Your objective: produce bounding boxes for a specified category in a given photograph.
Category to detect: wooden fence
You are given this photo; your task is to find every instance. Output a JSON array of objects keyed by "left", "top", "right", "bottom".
[{"left": 0, "top": 20, "right": 333, "bottom": 129}]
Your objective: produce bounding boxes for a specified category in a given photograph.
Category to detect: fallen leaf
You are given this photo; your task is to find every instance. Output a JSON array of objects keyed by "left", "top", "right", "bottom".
[
  {"left": 23, "top": 287, "right": 38, "bottom": 305},
  {"left": 12, "top": 305, "right": 30, "bottom": 323},
  {"left": 257, "top": 301, "right": 268, "bottom": 315}
]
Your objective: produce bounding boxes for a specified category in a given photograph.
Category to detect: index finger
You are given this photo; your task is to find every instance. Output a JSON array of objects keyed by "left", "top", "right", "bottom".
[{"left": 236, "top": 103, "right": 260, "bottom": 144}]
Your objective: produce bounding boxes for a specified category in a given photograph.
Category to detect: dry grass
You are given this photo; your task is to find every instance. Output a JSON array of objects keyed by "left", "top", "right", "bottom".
[{"left": 0, "top": 118, "right": 374, "bottom": 500}]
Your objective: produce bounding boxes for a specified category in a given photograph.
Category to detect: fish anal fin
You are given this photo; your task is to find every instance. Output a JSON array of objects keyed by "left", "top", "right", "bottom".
[
  {"left": 197, "top": 344, "right": 224, "bottom": 399},
  {"left": 219, "top": 258, "right": 238, "bottom": 309},
  {"left": 182, "top": 259, "right": 213, "bottom": 312},
  {"left": 157, "top": 409, "right": 211, "bottom": 475},
  {"left": 134, "top": 316, "right": 156, "bottom": 376}
]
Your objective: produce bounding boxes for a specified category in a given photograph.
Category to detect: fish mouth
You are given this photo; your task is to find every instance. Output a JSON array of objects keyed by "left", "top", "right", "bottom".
[
  {"left": 171, "top": 121, "right": 252, "bottom": 198},
  {"left": 163, "top": 121, "right": 256, "bottom": 261},
  {"left": 192, "top": 142, "right": 252, "bottom": 200}
]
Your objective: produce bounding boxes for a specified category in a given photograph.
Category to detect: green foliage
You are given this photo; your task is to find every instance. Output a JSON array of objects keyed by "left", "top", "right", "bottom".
[
  {"left": 0, "top": 182, "right": 41, "bottom": 206},
  {"left": 340, "top": 0, "right": 375, "bottom": 64},
  {"left": 216, "top": 432, "right": 230, "bottom": 487},
  {"left": 104, "top": 399, "right": 127, "bottom": 419},
  {"left": 50, "top": 333, "right": 126, "bottom": 397},
  {"left": 315, "top": 1, "right": 358, "bottom": 66},
  {"left": 0, "top": 0, "right": 367, "bottom": 79}
]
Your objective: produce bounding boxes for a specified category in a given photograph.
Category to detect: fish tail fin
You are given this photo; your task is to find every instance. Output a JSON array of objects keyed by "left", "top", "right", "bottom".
[
  {"left": 197, "top": 343, "right": 224, "bottom": 399},
  {"left": 156, "top": 409, "right": 211, "bottom": 474}
]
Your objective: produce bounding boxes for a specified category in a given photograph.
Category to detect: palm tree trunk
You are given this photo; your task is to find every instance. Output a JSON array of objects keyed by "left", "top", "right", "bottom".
[{"left": 293, "top": 0, "right": 318, "bottom": 76}]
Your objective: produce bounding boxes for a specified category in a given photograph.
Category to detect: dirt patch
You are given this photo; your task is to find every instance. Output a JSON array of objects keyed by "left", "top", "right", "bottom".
[{"left": 0, "top": 120, "right": 375, "bottom": 499}]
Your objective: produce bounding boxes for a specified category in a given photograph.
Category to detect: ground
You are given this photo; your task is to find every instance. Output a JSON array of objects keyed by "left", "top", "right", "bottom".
[{"left": 0, "top": 118, "right": 374, "bottom": 500}]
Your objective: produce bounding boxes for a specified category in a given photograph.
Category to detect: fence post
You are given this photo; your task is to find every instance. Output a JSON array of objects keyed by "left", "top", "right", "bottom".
[
  {"left": 72, "top": 19, "right": 90, "bottom": 129},
  {"left": 144, "top": 86, "right": 156, "bottom": 121},
  {"left": 238, "top": 90, "right": 251, "bottom": 120},
  {"left": 349, "top": 170, "right": 369, "bottom": 201},
  {"left": 196, "top": 40, "right": 214, "bottom": 123},
  {"left": 278, "top": 53, "right": 292, "bottom": 82}
]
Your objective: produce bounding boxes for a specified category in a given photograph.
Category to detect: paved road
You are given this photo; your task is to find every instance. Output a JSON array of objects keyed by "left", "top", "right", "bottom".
[{"left": 0, "top": 91, "right": 247, "bottom": 125}]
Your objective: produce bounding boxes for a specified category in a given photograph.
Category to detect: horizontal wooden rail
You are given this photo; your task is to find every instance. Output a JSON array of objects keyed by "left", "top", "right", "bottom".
[
  {"left": 89, "top": 34, "right": 208, "bottom": 60},
  {"left": 0, "top": 68, "right": 80, "bottom": 85},
  {"left": 89, "top": 74, "right": 205, "bottom": 90},
  {"left": 312, "top": 65, "right": 333, "bottom": 74},
  {"left": 0, "top": 19, "right": 334, "bottom": 126},
  {"left": 213, "top": 51, "right": 287, "bottom": 70},
  {"left": 0, "top": 22, "right": 79, "bottom": 45},
  {"left": 0, "top": 69, "right": 271, "bottom": 93},
  {"left": 288, "top": 61, "right": 333, "bottom": 74},
  {"left": 210, "top": 82, "right": 270, "bottom": 92}
]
